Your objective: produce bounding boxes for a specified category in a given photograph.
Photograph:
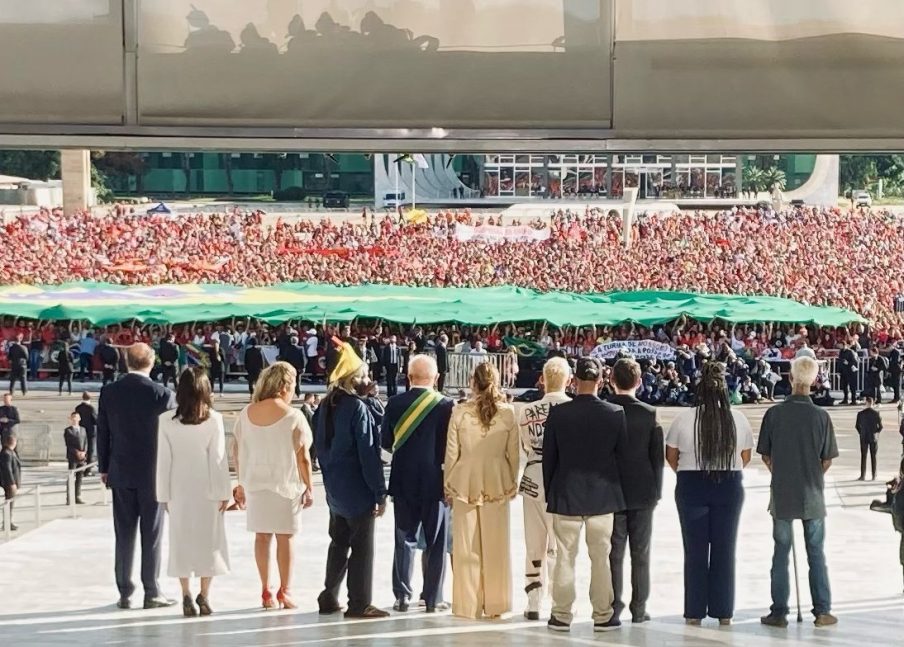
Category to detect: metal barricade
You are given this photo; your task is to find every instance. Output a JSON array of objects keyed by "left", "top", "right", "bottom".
[
  {"left": 445, "top": 352, "right": 507, "bottom": 390},
  {"left": 2, "top": 484, "right": 41, "bottom": 542},
  {"left": 67, "top": 462, "right": 100, "bottom": 519}
]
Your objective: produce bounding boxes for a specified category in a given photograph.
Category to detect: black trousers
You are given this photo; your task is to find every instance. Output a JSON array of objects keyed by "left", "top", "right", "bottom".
[
  {"left": 8, "top": 369, "right": 26, "bottom": 395},
  {"left": 437, "top": 373, "right": 446, "bottom": 393},
  {"left": 319, "top": 511, "right": 375, "bottom": 614},
  {"left": 58, "top": 371, "right": 73, "bottom": 395},
  {"left": 2, "top": 486, "right": 13, "bottom": 525},
  {"left": 840, "top": 372, "right": 857, "bottom": 402},
  {"left": 247, "top": 371, "right": 260, "bottom": 395},
  {"left": 891, "top": 371, "right": 902, "bottom": 402},
  {"left": 86, "top": 432, "right": 97, "bottom": 466},
  {"left": 610, "top": 507, "right": 655, "bottom": 620},
  {"left": 392, "top": 497, "right": 448, "bottom": 607},
  {"left": 67, "top": 459, "right": 85, "bottom": 501},
  {"left": 385, "top": 365, "right": 399, "bottom": 397},
  {"left": 112, "top": 487, "right": 164, "bottom": 600},
  {"left": 866, "top": 376, "right": 883, "bottom": 403},
  {"left": 102, "top": 368, "right": 116, "bottom": 386},
  {"left": 161, "top": 365, "right": 177, "bottom": 389},
  {"left": 860, "top": 439, "right": 878, "bottom": 479},
  {"left": 209, "top": 367, "right": 224, "bottom": 394}
]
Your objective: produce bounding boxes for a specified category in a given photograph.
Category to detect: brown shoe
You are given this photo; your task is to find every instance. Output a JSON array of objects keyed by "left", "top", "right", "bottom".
[
  {"left": 345, "top": 605, "right": 390, "bottom": 619},
  {"left": 814, "top": 613, "right": 838, "bottom": 627}
]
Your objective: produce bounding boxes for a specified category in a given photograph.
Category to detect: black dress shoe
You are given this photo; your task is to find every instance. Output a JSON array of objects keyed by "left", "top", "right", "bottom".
[
  {"left": 117, "top": 598, "right": 131, "bottom": 610},
  {"left": 144, "top": 596, "right": 177, "bottom": 609},
  {"left": 524, "top": 610, "right": 540, "bottom": 620},
  {"left": 632, "top": 613, "right": 651, "bottom": 623},
  {"left": 393, "top": 599, "right": 409, "bottom": 612}
]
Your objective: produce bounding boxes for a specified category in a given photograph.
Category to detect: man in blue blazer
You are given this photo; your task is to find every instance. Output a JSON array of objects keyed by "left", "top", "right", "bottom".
[
  {"left": 381, "top": 354, "right": 453, "bottom": 613},
  {"left": 97, "top": 343, "right": 175, "bottom": 610}
]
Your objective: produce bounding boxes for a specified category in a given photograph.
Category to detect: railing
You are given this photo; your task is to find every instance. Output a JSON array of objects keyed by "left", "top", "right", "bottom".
[
  {"left": 2, "top": 461, "right": 109, "bottom": 542},
  {"left": 445, "top": 352, "right": 509, "bottom": 390},
  {"left": 3, "top": 485, "right": 41, "bottom": 542}
]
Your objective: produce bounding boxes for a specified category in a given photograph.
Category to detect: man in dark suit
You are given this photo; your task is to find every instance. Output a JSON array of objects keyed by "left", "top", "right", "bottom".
[
  {"left": 865, "top": 347, "right": 888, "bottom": 404},
  {"left": 381, "top": 355, "right": 453, "bottom": 613},
  {"left": 158, "top": 332, "right": 179, "bottom": 389},
  {"left": 382, "top": 335, "right": 402, "bottom": 397},
  {"left": 97, "top": 343, "right": 176, "bottom": 610},
  {"left": 7, "top": 334, "right": 28, "bottom": 395},
  {"left": 99, "top": 338, "right": 119, "bottom": 387},
  {"left": 543, "top": 357, "right": 626, "bottom": 633},
  {"left": 64, "top": 411, "right": 88, "bottom": 505},
  {"left": 607, "top": 358, "right": 663, "bottom": 624},
  {"left": 0, "top": 393, "right": 20, "bottom": 446},
  {"left": 888, "top": 342, "right": 902, "bottom": 404},
  {"left": 279, "top": 335, "right": 306, "bottom": 396},
  {"left": 75, "top": 392, "right": 98, "bottom": 474},
  {"left": 0, "top": 433, "right": 21, "bottom": 531},
  {"left": 434, "top": 334, "right": 449, "bottom": 393},
  {"left": 838, "top": 341, "right": 859, "bottom": 405},
  {"left": 855, "top": 396, "right": 882, "bottom": 481},
  {"left": 244, "top": 337, "right": 264, "bottom": 395}
]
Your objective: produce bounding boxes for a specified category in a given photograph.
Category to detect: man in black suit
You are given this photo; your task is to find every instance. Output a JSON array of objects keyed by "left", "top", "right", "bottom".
[
  {"left": 99, "top": 338, "right": 119, "bottom": 387},
  {"left": 64, "top": 411, "right": 88, "bottom": 505},
  {"left": 838, "top": 341, "right": 859, "bottom": 405},
  {"left": 856, "top": 396, "right": 882, "bottom": 481},
  {"left": 865, "top": 347, "right": 888, "bottom": 404},
  {"left": 0, "top": 393, "right": 20, "bottom": 446},
  {"left": 543, "top": 357, "right": 627, "bottom": 633},
  {"left": 381, "top": 355, "right": 453, "bottom": 613},
  {"left": 382, "top": 335, "right": 402, "bottom": 397},
  {"left": 279, "top": 335, "right": 306, "bottom": 396},
  {"left": 7, "top": 334, "right": 28, "bottom": 395},
  {"left": 158, "top": 332, "right": 179, "bottom": 389},
  {"left": 435, "top": 334, "right": 449, "bottom": 393},
  {"left": 0, "top": 433, "right": 21, "bottom": 531},
  {"left": 607, "top": 358, "right": 663, "bottom": 624},
  {"left": 244, "top": 337, "right": 264, "bottom": 395},
  {"left": 75, "top": 392, "right": 98, "bottom": 474},
  {"left": 97, "top": 343, "right": 176, "bottom": 610},
  {"left": 888, "top": 342, "right": 902, "bottom": 404}
]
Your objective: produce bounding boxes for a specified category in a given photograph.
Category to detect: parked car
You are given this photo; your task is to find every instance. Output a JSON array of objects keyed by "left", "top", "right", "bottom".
[
  {"left": 323, "top": 191, "right": 349, "bottom": 209},
  {"left": 854, "top": 191, "right": 873, "bottom": 208},
  {"left": 382, "top": 191, "right": 407, "bottom": 209}
]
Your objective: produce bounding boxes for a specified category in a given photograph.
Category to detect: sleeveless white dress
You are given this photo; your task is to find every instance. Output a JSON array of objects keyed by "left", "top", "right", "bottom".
[{"left": 234, "top": 407, "right": 312, "bottom": 534}]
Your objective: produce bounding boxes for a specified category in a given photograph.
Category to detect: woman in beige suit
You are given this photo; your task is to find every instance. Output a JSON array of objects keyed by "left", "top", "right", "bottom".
[{"left": 444, "top": 362, "right": 520, "bottom": 619}]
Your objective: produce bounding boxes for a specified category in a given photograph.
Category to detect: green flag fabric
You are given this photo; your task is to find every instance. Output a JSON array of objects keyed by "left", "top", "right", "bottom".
[
  {"left": 0, "top": 283, "right": 867, "bottom": 328},
  {"left": 503, "top": 336, "right": 548, "bottom": 358}
]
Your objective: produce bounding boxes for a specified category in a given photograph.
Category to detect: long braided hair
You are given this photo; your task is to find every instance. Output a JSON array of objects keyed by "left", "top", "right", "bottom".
[{"left": 693, "top": 361, "right": 737, "bottom": 474}]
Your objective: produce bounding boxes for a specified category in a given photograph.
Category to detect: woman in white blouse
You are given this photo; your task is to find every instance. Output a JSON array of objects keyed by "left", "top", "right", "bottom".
[
  {"left": 665, "top": 361, "right": 753, "bottom": 627},
  {"left": 156, "top": 367, "right": 231, "bottom": 617},
  {"left": 233, "top": 362, "right": 314, "bottom": 610}
]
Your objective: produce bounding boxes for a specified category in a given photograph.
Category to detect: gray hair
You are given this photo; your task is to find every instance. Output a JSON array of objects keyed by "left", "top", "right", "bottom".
[{"left": 790, "top": 356, "right": 819, "bottom": 389}]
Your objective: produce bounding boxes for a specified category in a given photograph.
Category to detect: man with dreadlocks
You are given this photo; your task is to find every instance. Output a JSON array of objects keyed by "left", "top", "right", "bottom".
[
  {"left": 665, "top": 361, "right": 754, "bottom": 627},
  {"left": 758, "top": 355, "right": 838, "bottom": 629},
  {"left": 313, "top": 339, "right": 389, "bottom": 620}
]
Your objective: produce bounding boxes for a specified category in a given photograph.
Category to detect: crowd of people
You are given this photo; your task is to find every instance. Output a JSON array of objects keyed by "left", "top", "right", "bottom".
[
  {"left": 53, "top": 339, "right": 865, "bottom": 634},
  {"left": 2, "top": 204, "right": 903, "bottom": 331}
]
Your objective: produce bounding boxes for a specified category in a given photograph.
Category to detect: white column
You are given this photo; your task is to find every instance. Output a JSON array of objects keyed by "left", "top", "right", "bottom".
[{"left": 61, "top": 149, "right": 92, "bottom": 214}]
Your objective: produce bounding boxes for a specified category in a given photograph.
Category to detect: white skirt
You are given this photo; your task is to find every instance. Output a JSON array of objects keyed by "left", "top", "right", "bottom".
[
  {"left": 246, "top": 490, "right": 301, "bottom": 535},
  {"left": 167, "top": 499, "right": 230, "bottom": 578}
]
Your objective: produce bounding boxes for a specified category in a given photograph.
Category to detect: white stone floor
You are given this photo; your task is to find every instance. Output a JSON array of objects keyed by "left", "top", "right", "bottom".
[{"left": 1, "top": 401, "right": 903, "bottom": 645}]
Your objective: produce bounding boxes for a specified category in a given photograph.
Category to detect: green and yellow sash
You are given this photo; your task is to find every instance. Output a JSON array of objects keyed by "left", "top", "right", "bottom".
[{"left": 393, "top": 389, "right": 444, "bottom": 452}]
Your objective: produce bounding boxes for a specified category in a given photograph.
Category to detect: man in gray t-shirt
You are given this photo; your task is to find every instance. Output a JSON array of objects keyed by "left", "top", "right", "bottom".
[{"left": 757, "top": 356, "right": 839, "bottom": 628}]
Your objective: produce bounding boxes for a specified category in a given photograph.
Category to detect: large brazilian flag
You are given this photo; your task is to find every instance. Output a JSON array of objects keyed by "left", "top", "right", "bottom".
[{"left": 0, "top": 283, "right": 867, "bottom": 327}]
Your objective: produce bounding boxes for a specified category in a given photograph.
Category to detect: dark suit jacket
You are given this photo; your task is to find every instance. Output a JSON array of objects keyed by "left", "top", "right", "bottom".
[
  {"left": 435, "top": 344, "right": 448, "bottom": 374},
  {"left": 97, "top": 373, "right": 175, "bottom": 490},
  {"left": 608, "top": 394, "right": 664, "bottom": 509},
  {"left": 0, "top": 405, "right": 20, "bottom": 436},
  {"left": 75, "top": 402, "right": 97, "bottom": 437},
  {"left": 381, "top": 388, "right": 453, "bottom": 501},
  {"left": 64, "top": 425, "right": 88, "bottom": 463},
  {"left": 382, "top": 344, "right": 402, "bottom": 368},
  {"left": 158, "top": 339, "right": 179, "bottom": 364},
  {"left": 542, "top": 394, "right": 627, "bottom": 516},
  {"left": 0, "top": 447, "right": 21, "bottom": 490},
  {"left": 280, "top": 344, "right": 306, "bottom": 372},
  {"left": 245, "top": 346, "right": 264, "bottom": 376},
  {"left": 7, "top": 343, "right": 27, "bottom": 371},
  {"left": 856, "top": 408, "right": 883, "bottom": 443}
]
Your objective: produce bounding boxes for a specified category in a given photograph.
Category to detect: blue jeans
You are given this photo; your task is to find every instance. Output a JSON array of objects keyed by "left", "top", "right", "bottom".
[
  {"left": 28, "top": 349, "right": 42, "bottom": 380},
  {"left": 770, "top": 518, "right": 831, "bottom": 617}
]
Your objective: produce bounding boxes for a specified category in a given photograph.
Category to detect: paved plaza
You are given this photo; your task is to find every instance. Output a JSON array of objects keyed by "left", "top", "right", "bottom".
[{"left": 1, "top": 392, "right": 903, "bottom": 646}]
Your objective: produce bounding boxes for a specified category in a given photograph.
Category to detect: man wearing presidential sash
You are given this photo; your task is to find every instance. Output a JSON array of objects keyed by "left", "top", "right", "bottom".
[{"left": 381, "top": 354, "right": 453, "bottom": 613}]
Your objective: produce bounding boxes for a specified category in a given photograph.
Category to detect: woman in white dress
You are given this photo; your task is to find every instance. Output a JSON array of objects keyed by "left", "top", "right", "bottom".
[
  {"left": 156, "top": 367, "right": 231, "bottom": 618},
  {"left": 233, "top": 361, "right": 314, "bottom": 610}
]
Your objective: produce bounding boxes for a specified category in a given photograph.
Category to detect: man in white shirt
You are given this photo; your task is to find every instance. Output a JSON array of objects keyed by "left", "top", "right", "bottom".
[
  {"left": 470, "top": 341, "right": 488, "bottom": 355},
  {"left": 305, "top": 327, "right": 320, "bottom": 378},
  {"left": 518, "top": 357, "right": 572, "bottom": 621}
]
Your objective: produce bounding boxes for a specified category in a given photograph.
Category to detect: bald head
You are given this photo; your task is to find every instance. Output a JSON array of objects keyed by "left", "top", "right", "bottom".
[
  {"left": 408, "top": 354, "right": 438, "bottom": 388},
  {"left": 125, "top": 343, "right": 155, "bottom": 373}
]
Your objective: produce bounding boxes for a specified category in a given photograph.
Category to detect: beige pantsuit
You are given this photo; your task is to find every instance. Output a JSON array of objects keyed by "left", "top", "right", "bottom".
[
  {"left": 551, "top": 513, "right": 615, "bottom": 624},
  {"left": 452, "top": 499, "right": 512, "bottom": 618},
  {"left": 444, "top": 401, "right": 520, "bottom": 620}
]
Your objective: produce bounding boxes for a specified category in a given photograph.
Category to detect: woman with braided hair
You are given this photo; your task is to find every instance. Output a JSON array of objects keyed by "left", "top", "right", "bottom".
[{"left": 665, "top": 361, "right": 754, "bottom": 626}]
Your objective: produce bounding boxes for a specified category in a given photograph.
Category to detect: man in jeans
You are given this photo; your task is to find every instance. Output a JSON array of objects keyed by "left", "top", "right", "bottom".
[
  {"left": 757, "top": 355, "right": 839, "bottom": 628},
  {"left": 543, "top": 357, "right": 627, "bottom": 633}
]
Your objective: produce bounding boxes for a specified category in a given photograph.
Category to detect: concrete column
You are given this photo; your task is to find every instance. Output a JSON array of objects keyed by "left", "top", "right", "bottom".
[
  {"left": 61, "top": 149, "right": 91, "bottom": 214},
  {"left": 736, "top": 154, "right": 744, "bottom": 196}
]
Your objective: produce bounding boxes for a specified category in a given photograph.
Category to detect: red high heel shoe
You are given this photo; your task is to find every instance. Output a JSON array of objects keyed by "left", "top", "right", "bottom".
[
  {"left": 261, "top": 588, "right": 275, "bottom": 610},
  {"left": 276, "top": 587, "right": 297, "bottom": 610}
]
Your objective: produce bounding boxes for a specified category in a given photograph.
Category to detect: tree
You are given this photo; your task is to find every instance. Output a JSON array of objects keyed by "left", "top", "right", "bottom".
[
  {"left": 762, "top": 166, "right": 786, "bottom": 191},
  {"left": 742, "top": 165, "right": 764, "bottom": 193},
  {"left": 0, "top": 150, "right": 60, "bottom": 180},
  {"left": 840, "top": 156, "right": 878, "bottom": 194},
  {"left": 92, "top": 151, "right": 148, "bottom": 195}
]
